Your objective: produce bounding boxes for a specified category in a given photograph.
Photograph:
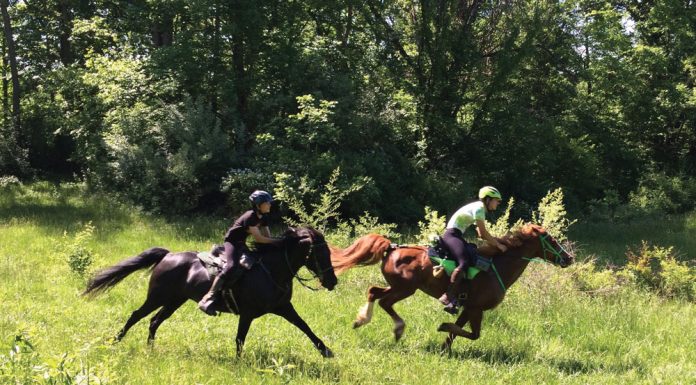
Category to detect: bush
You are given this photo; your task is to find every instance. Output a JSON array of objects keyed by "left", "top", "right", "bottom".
[
  {"left": 221, "top": 169, "right": 276, "bottom": 214},
  {"left": 60, "top": 222, "right": 97, "bottom": 277},
  {"left": 274, "top": 167, "right": 370, "bottom": 231},
  {"left": 623, "top": 241, "right": 696, "bottom": 301},
  {"left": 416, "top": 206, "right": 446, "bottom": 245},
  {"left": 533, "top": 188, "right": 577, "bottom": 242},
  {"left": 628, "top": 172, "right": 696, "bottom": 214},
  {"left": 329, "top": 212, "right": 400, "bottom": 247}
]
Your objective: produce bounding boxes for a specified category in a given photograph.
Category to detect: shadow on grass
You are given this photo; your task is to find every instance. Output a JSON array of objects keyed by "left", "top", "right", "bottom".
[
  {"left": 199, "top": 346, "right": 342, "bottom": 382},
  {"left": 424, "top": 340, "right": 646, "bottom": 375}
]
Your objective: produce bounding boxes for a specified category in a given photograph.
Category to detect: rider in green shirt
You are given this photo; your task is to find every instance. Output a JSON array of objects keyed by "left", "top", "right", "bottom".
[{"left": 439, "top": 186, "right": 508, "bottom": 314}]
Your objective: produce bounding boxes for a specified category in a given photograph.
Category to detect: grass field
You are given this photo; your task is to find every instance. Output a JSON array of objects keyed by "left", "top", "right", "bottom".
[{"left": 1, "top": 182, "right": 695, "bottom": 384}]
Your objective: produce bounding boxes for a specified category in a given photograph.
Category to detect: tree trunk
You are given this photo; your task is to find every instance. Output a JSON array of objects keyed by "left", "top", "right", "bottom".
[
  {"left": 2, "top": 36, "right": 8, "bottom": 128},
  {"left": 57, "top": 0, "right": 73, "bottom": 65},
  {"left": 151, "top": 11, "right": 174, "bottom": 47},
  {"left": 0, "top": 0, "right": 20, "bottom": 138}
]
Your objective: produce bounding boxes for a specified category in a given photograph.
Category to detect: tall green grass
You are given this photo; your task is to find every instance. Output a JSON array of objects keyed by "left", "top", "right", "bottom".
[{"left": 1, "top": 183, "right": 695, "bottom": 384}]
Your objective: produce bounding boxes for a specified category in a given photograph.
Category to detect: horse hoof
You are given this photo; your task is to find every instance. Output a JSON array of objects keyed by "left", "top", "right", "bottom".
[
  {"left": 437, "top": 323, "right": 453, "bottom": 333},
  {"left": 439, "top": 342, "right": 452, "bottom": 355},
  {"left": 353, "top": 319, "right": 365, "bottom": 329},
  {"left": 321, "top": 348, "right": 334, "bottom": 358},
  {"left": 394, "top": 323, "right": 405, "bottom": 341}
]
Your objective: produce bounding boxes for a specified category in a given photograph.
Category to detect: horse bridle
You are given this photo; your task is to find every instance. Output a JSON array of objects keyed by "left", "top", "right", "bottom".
[
  {"left": 537, "top": 234, "right": 570, "bottom": 266},
  {"left": 283, "top": 236, "right": 333, "bottom": 291},
  {"left": 491, "top": 232, "right": 569, "bottom": 293}
]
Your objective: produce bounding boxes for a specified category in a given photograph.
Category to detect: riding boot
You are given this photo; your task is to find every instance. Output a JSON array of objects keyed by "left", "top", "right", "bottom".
[
  {"left": 441, "top": 267, "right": 466, "bottom": 314},
  {"left": 198, "top": 275, "right": 225, "bottom": 316}
]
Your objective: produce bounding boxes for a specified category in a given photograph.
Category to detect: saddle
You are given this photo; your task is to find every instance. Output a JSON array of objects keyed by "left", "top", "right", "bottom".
[
  {"left": 196, "top": 245, "right": 257, "bottom": 278},
  {"left": 427, "top": 237, "right": 492, "bottom": 280},
  {"left": 197, "top": 245, "right": 261, "bottom": 315}
]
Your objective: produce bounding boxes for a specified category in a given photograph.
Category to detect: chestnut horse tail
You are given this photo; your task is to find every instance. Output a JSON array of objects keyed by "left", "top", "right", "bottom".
[
  {"left": 330, "top": 234, "right": 393, "bottom": 275},
  {"left": 83, "top": 247, "right": 170, "bottom": 297}
]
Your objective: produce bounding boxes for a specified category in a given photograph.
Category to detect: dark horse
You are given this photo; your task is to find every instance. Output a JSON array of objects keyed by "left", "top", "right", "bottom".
[
  {"left": 330, "top": 224, "right": 573, "bottom": 352},
  {"left": 84, "top": 227, "right": 338, "bottom": 357}
]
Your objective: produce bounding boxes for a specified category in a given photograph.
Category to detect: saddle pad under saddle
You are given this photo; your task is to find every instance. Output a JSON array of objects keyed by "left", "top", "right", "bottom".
[
  {"left": 196, "top": 252, "right": 225, "bottom": 278},
  {"left": 427, "top": 247, "right": 481, "bottom": 280}
]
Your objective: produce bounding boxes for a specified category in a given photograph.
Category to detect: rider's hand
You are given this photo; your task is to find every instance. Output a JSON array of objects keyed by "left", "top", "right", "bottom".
[{"left": 497, "top": 243, "right": 508, "bottom": 253}]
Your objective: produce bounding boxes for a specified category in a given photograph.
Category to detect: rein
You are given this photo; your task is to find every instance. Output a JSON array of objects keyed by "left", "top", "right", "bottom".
[
  {"left": 260, "top": 238, "right": 330, "bottom": 292},
  {"left": 490, "top": 233, "right": 567, "bottom": 293},
  {"left": 287, "top": 240, "right": 331, "bottom": 291}
]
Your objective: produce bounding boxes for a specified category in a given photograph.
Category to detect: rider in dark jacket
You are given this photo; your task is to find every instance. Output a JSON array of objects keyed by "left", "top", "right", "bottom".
[{"left": 198, "top": 190, "right": 278, "bottom": 315}]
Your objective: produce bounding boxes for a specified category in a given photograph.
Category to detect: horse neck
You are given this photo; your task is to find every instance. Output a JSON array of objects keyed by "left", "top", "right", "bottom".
[
  {"left": 281, "top": 243, "right": 308, "bottom": 278},
  {"left": 491, "top": 250, "right": 531, "bottom": 290}
]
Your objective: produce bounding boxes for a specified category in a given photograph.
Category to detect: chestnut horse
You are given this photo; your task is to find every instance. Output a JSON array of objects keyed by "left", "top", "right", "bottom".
[{"left": 330, "top": 224, "right": 573, "bottom": 352}]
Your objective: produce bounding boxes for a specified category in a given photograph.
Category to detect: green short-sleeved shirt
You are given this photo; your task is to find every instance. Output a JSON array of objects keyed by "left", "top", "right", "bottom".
[{"left": 447, "top": 201, "right": 485, "bottom": 232}]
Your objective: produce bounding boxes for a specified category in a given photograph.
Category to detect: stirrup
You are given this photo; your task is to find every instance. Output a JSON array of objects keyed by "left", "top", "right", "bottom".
[
  {"left": 198, "top": 294, "right": 219, "bottom": 316},
  {"left": 442, "top": 302, "right": 458, "bottom": 315}
]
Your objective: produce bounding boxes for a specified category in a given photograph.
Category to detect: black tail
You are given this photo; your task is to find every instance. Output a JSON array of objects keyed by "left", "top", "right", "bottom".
[{"left": 83, "top": 247, "right": 169, "bottom": 297}]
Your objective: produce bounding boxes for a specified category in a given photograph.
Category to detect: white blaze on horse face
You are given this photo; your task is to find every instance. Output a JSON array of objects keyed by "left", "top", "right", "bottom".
[{"left": 354, "top": 302, "right": 374, "bottom": 328}]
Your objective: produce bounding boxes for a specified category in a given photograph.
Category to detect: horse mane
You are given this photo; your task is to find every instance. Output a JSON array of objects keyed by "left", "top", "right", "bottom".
[{"left": 477, "top": 223, "right": 546, "bottom": 256}]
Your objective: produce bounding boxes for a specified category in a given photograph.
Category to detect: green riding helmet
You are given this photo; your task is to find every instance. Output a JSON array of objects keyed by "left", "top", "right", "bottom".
[{"left": 478, "top": 186, "right": 502, "bottom": 200}]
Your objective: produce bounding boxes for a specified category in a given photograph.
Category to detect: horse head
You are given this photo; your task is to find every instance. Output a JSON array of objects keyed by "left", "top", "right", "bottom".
[
  {"left": 283, "top": 227, "right": 338, "bottom": 290},
  {"left": 513, "top": 224, "right": 574, "bottom": 267}
]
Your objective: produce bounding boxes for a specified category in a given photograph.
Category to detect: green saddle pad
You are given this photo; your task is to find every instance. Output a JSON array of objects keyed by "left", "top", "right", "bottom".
[{"left": 428, "top": 255, "right": 481, "bottom": 280}]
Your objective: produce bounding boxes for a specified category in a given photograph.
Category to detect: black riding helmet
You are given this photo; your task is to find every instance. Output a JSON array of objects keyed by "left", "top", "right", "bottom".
[{"left": 249, "top": 190, "right": 273, "bottom": 211}]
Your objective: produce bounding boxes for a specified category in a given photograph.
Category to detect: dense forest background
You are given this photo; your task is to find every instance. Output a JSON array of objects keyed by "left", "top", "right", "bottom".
[{"left": 0, "top": 0, "right": 694, "bottom": 223}]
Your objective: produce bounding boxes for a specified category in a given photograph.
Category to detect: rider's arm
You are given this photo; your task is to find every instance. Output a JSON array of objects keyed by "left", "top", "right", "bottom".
[
  {"left": 259, "top": 225, "right": 272, "bottom": 238},
  {"left": 475, "top": 220, "right": 507, "bottom": 252},
  {"left": 248, "top": 226, "right": 276, "bottom": 244}
]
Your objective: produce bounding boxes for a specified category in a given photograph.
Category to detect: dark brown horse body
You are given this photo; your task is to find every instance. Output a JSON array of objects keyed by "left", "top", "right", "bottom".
[
  {"left": 330, "top": 224, "right": 573, "bottom": 351},
  {"left": 84, "top": 227, "right": 338, "bottom": 357}
]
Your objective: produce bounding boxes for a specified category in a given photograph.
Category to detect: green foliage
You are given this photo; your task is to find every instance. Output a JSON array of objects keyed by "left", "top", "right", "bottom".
[
  {"left": 487, "top": 197, "right": 524, "bottom": 238},
  {"left": 0, "top": 176, "right": 21, "bottom": 188},
  {"left": 416, "top": 206, "right": 446, "bottom": 245},
  {"left": 0, "top": 331, "right": 108, "bottom": 385},
  {"left": 628, "top": 173, "right": 696, "bottom": 215},
  {"left": 329, "top": 212, "right": 400, "bottom": 248},
  {"left": 59, "top": 222, "right": 97, "bottom": 277},
  {"left": 533, "top": 188, "right": 577, "bottom": 242},
  {"left": 623, "top": 241, "right": 696, "bottom": 301},
  {"left": 274, "top": 167, "right": 370, "bottom": 231},
  {"left": 220, "top": 169, "right": 276, "bottom": 214}
]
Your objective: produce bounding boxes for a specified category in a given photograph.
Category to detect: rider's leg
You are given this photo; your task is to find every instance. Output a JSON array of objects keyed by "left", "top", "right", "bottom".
[
  {"left": 438, "top": 228, "right": 469, "bottom": 309},
  {"left": 198, "top": 242, "right": 237, "bottom": 315}
]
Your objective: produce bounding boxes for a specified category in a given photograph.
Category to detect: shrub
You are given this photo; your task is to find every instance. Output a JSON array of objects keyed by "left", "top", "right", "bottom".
[
  {"left": 532, "top": 188, "right": 577, "bottom": 242},
  {"left": 623, "top": 241, "right": 696, "bottom": 301},
  {"left": 487, "top": 197, "right": 524, "bottom": 237},
  {"left": 329, "top": 212, "right": 400, "bottom": 247},
  {"left": 416, "top": 206, "right": 446, "bottom": 245},
  {"left": 60, "top": 222, "right": 97, "bottom": 277},
  {"left": 274, "top": 167, "right": 370, "bottom": 231},
  {"left": 628, "top": 172, "right": 696, "bottom": 214},
  {"left": 221, "top": 168, "right": 276, "bottom": 214}
]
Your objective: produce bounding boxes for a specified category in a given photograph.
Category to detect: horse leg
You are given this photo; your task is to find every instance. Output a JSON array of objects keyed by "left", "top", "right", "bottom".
[
  {"left": 235, "top": 315, "right": 254, "bottom": 358},
  {"left": 147, "top": 297, "right": 187, "bottom": 344},
  {"left": 115, "top": 298, "right": 162, "bottom": 342},
  {"left": 353, "top": 286, "right": 389, "bottom": 329},
  {"left": 273, "top": 303, "right": 333, "bottom": 358},
  {"left": 437, "top": 308, "right": 483, "bottom": 340},
  {"left": 440, "top": 308, "right": 470, "bottom": 354},
  {"left": 378, "top": 288, "right": 416, "bottom": 342}
]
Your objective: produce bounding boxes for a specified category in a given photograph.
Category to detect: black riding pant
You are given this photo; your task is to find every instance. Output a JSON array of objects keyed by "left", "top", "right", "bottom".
[
  {"left": 441, "top": 228, "right": 473, "bottom": 271},
  {"left": 219, "top": 241, "right": 245, "bottom": 279}
]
